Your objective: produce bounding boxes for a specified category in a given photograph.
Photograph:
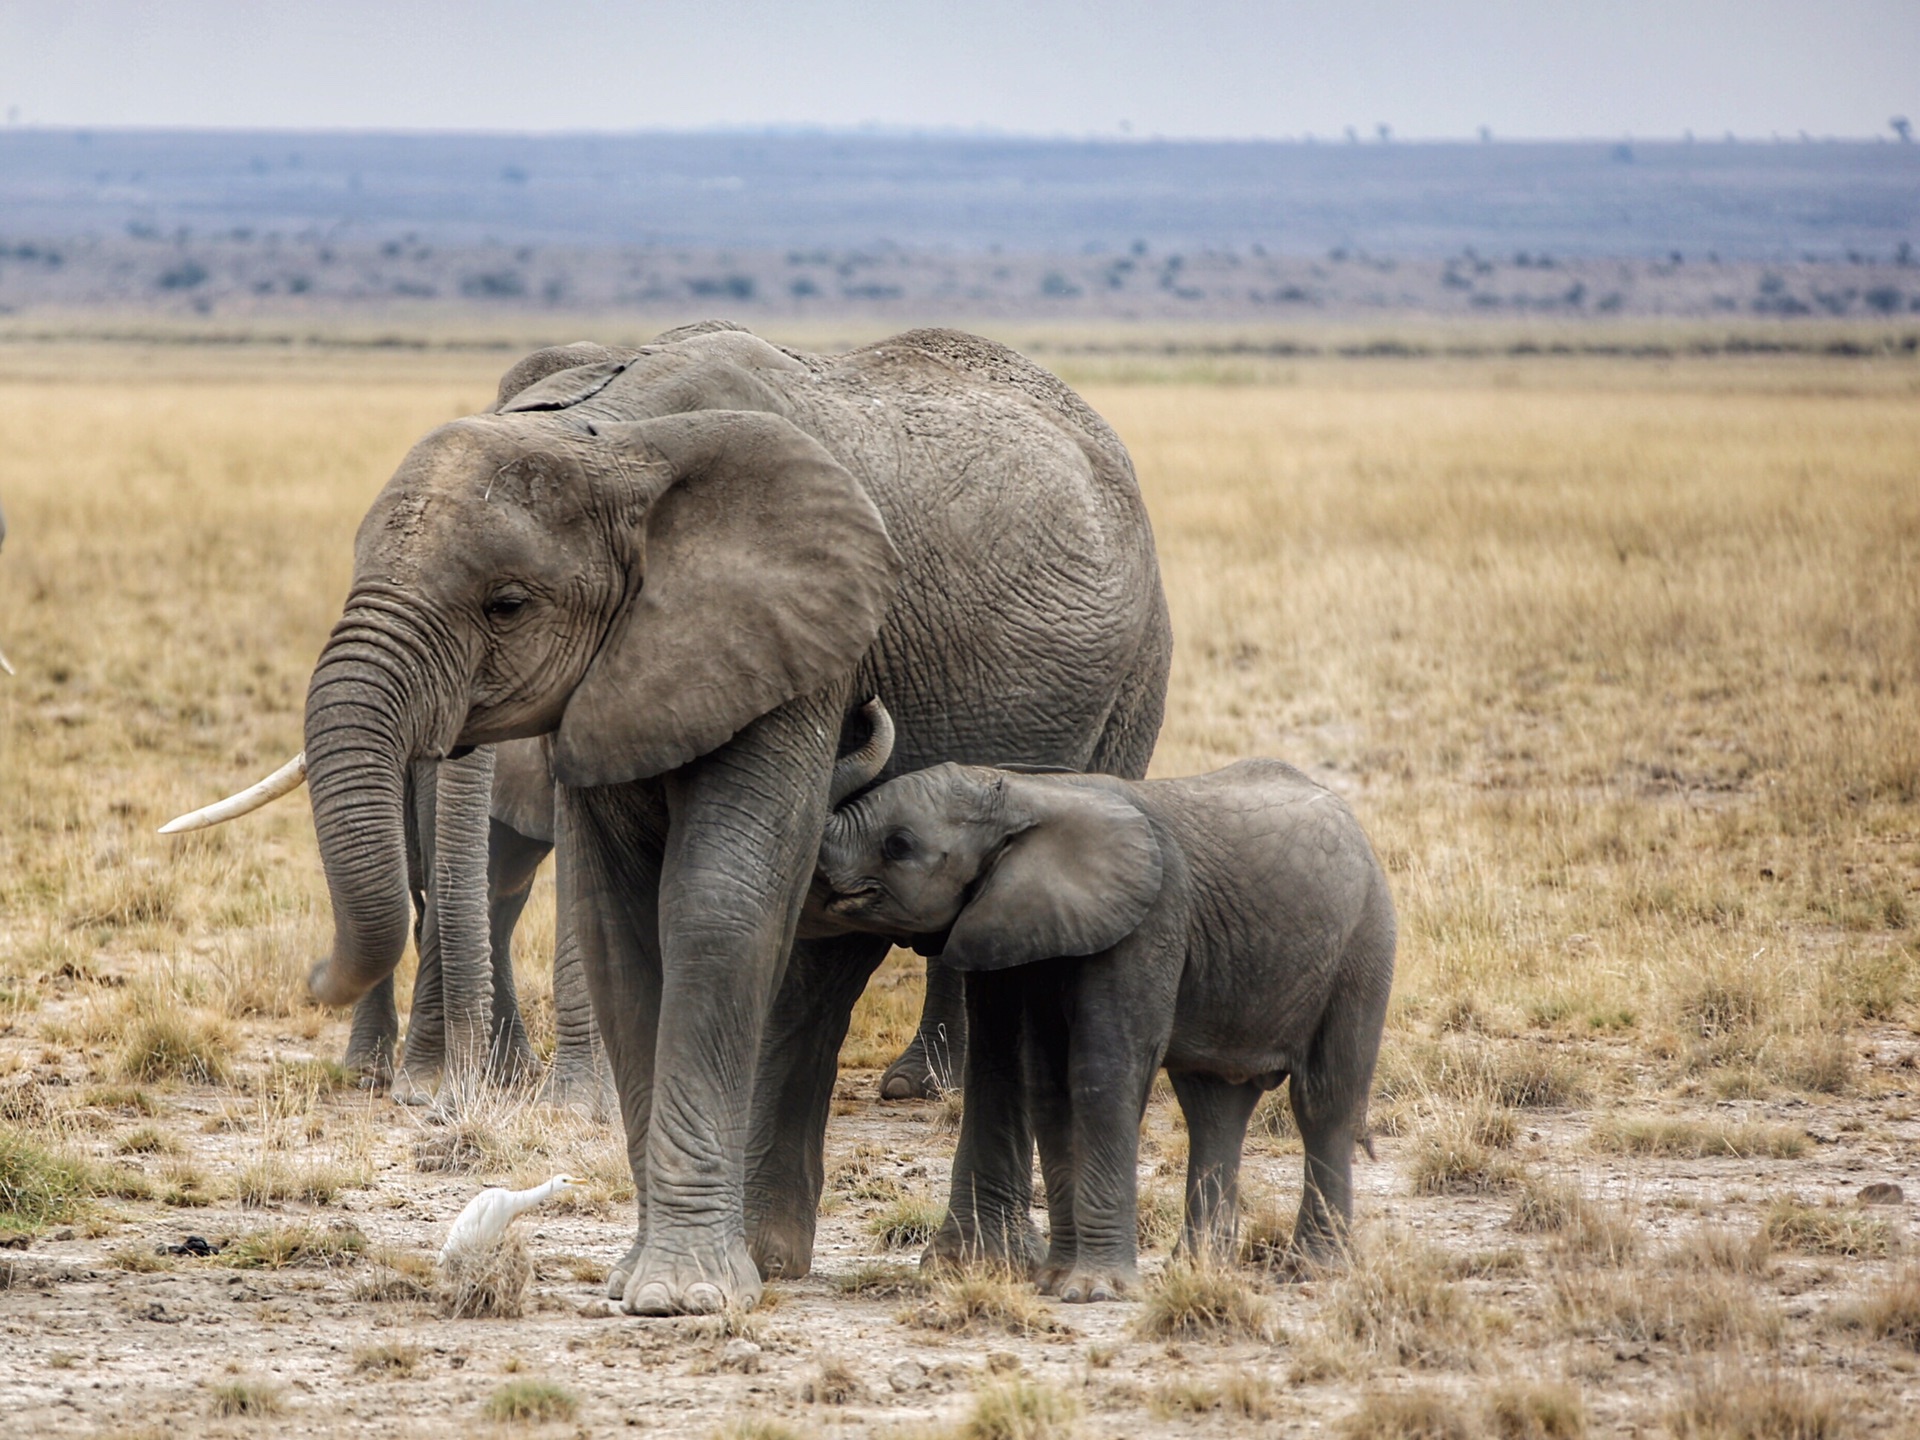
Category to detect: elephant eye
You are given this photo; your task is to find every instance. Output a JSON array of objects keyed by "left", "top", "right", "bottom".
[
  {"left": 484, "top": 588, "right": 530, "bottom": 622},
  {"left": 882, "top": 829, "right": 916, "bottom": 863}
]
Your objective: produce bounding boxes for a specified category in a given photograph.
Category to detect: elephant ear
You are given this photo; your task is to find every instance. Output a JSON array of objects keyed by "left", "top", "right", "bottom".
[
  {"left": 941, "top": 775, "right": 1164, "bottom": 971},
  {"left": 553, "top": 410, "right": 900, "bottom": 787},
  {"left": 493, "top": 343, "right": 637, "bottom": 412}
]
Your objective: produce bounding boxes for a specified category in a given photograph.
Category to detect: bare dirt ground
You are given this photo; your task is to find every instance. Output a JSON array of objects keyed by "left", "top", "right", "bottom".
[{"left": 3, "top": 334, "right": 1920, "bottom": 1437}]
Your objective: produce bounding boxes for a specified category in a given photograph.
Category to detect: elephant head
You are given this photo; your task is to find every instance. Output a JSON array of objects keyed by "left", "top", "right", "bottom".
[
  {"left": 302, "top": 403, "right": 898, "bottom": 1008},
  {"left": 817, "top": 757, "right": 1164, "bottom": 971}
]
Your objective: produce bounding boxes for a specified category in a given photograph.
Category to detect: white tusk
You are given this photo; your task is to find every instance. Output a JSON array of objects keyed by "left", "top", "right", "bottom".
[
  {"left": 159, "top": 752, "right": 309, "bottom": 834},
  {"left": 0, "top": 644, "right": 12, "bottom": 676}
]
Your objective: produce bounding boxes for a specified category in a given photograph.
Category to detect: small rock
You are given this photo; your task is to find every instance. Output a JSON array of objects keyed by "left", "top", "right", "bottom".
[
  {"left": 53, "top": 1229, "right": 74, "bottom": 1242},
  {"left": 887, "top": 1359, "right": 927, "bottom": 1393},
  {"left": 721, "top": 1339, "right": 762, "bottom": 1373},
  {"left": 1858, "top": 1182, "right": 1906, "bottom": 1206},
  {"left": 0, "top": 1234, "right": 29, "bottom": 1252},
  {"left": 576, "top": 1298, "right": 623, "bottom": 1319},
  {"left": 986, "top": 1351, "right": 1021, "bottom": 1375}
]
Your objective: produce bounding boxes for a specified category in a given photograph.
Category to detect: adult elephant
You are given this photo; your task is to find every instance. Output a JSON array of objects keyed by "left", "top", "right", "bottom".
[{"left": 295, "top": 322, "right": 1169, "bottom": 1313}]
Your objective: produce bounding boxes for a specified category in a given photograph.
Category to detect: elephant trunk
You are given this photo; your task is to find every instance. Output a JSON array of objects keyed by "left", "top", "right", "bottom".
[
  {"left": 820, "top": 699, "right": 894, "bottom": 864},
  {"left": 303, "top": 604, "right": 454, "bottom": 1007}
]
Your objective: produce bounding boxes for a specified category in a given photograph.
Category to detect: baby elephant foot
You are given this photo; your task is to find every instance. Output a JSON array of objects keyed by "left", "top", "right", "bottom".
[
  {"left": 1056, "top": 1264, "right": 1137, "bottom": 1304},
  {"left": 621, "top": 1240, "right": 763, "bottom": 1316}
]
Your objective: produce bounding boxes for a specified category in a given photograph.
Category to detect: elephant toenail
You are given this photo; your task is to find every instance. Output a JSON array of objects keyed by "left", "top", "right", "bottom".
[
  {"left": 628, "top": 1282, "right": 674, "bottom": 1315},
  {"left": 684, "top": 1283, "right": 725, "bottom": 1313}
]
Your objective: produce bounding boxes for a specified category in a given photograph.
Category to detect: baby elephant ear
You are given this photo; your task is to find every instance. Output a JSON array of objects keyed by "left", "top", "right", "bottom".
[
  {"left": 942, "top": 776, "right": 1164, "bottom": 971},
  {"left": 553, "top": 410, "right": 900, "bottom": 787}
]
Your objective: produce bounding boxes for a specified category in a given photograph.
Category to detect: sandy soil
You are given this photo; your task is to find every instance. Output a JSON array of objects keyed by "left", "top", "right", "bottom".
[{"left": 4, "top": 1036, "right": 1917, "bottom": 1439}]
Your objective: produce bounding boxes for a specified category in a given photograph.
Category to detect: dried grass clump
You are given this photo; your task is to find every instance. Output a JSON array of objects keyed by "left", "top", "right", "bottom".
[
  {"left": 352, "top": 1341, "right": 420, "bottom": 1375},
  {"left": 220, "top": 1220, "right": 367, "bottom": 1270},
  {"left": 116, "top": 1005, "right": 233, "bottom": 1085},
  {"left": 1487, "top": 1380, "right": 1588, "bottom": 1440},
  {"left": 1322, "top": 1231, "right": 1498, "bottom": 1370},
  {"left": 439, "top": 1233, "right": 534, "bottom": 1319},
  {"left": 1508, "top": 1175, "right": 1638, "bottom": 1264},
  {"left": 1829, "top": 1264, "right": 1920, "bottom": 1350},
  {"left": 833, "top": 1261, "right": 928, "bottom": 1299},
  {"left": 869, "top": 1193, "right": 943, "bottom": 1250},
  {"left": 1664, "top": 1365, "right": 1852, "bottom": 1440},
  {"left": 0, "top": 1127, "right": 97, "bottom": 1230},
  {"left": 235, "top": 1154, "right": 362, "bottom": 1207},
  {"left": 1134, "top": 1258, "right": 1278, "bottom": 1342},
  {"left": 904, "top": 1266, "right": 1067, "bottom": 1338},
  {"left": 353, "top": 1246, "right": 436, "bottom": 1303},
  {"left": 960, "top": 1376, "right": 1080, "bottom": 1440},
  {"left": 1551, "top": 1269, "right": 1781, "bottom": 1350},
  {"left": 209, "top": 1378, "right": 283, "bottom": 1417},
  {"left": 1763, "top": 1196, "right": 1897, "bottom": 1258},
  {"left": 483, "top": 1377, "right": 579, "bottom": 1423},
  {"left": 1663, "top": 1223, "right": 1773, "bottom": 1276},
  {"left": 1588, "top": 1115, "right": 1806, "bottom": 1159},
  {"left": 714, "top": 1420, "right": 806, "bottom": 1440},
  {"left": 1339, "top": 1388, "right": 1475, "bottom": 1440},
  {"left": 1410, "top": 1099, "right": 1526, "bottom": 1194},
  {"left": 1150, "top": 1367, "right": 1278, "bottom": 1420}
]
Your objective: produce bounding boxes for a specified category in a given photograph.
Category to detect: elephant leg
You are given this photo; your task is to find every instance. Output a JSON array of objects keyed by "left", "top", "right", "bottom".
[
  {"left": 1170, "top": 1071, "right": 1263, "bottom": 1263},
  {"left": 562, "top": 785, "right": 665, "bottom": 1300},
  {"left": 485, "top": 820, "right": 549, "bottom": 1086},
  {"left": 744, "top": 930, "right": 892, "bottom": 1280},
  {"left": 395, "top": 752, "right": 495, "bottom": 1101},
  {"left": 539, "top": 835, "right": 616, "bottom": 1119},
  {"left": 621, "top": 695, "right": 841, "bottom": 1317},
  {"left": 394, "top": 760, "right": 446, "bottom": 1104},
  {"left": 927, "top": 968, "right": 1040, "bottom": 1275},
  {"left": 343, "top": 975, "right": 399, "bottom": 1087},
  {"left": 879, "top": 956, "right": 968, "bottom": 1099},
  {"left": 1050, "top": 992, "right": 1160, "bottom": 1303},
  {"left": 1022, "top": 973, "right": 1081, "bottom": 1295},
  {"left": 1290, "top": 909, "right": 1393, "bottom": 1264}
]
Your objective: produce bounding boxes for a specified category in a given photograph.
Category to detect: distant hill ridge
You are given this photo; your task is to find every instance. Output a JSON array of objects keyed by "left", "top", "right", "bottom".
[{"left": 3, "top": 129, "right": 1917, "bottom": 259}]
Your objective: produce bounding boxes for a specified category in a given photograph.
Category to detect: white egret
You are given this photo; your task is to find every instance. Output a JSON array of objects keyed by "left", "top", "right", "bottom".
[{"left": 438, "top": 1174, "right": 578, "bottom": 1263}]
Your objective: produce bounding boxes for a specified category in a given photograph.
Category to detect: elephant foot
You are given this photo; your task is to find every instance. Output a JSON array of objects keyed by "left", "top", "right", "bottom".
[
  {"left": 606, "top": 1234, "right": 648, "bottom": 1300},
  {"left": 1033, "top": 1253, "right": 1076, "bottom": 1296},
  {"left": 621, "top": 1239, "right": 762, "bottom": 1316},
  {"left": 746, "top": 1201, "right": 817, "bottom": 1281},
  {"left": 342, "top": 1037, "right": 395, "bottom": 1090},
  {"left": 487, "top": 1038, "right": 542, "bottom": 1089},
  {"left": 538, "top": 1063, "right": 616, "bottom": 1122},
  {"left": 879, "top": 1031, "right": 960, "bottom": 1100},
  {"left": 1055, "top": 1262, "right": 1137, "bottom": 1304},
  {"left": 922, "top": 1209, "right": 1042, "bottom": 1277},
  {"left": 390, "top": 1066, "right": 440, "bottom": 1106}
]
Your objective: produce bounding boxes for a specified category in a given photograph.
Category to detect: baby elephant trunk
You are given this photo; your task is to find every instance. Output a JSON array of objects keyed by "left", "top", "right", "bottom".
[{"left": 827, "top": 698, "right": 894, "bottom": 809}]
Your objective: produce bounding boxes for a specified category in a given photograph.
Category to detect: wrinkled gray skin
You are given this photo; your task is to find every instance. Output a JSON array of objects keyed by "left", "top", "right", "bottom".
[
  {"left": 818, "top": 759, "right": 1396, "bottom": 1299},
  {"left": 340, "top": 732, "right": 943, "bottom": 1114},
  {"left": 340, "top": 738, "right": 615, "bottom": 1116},
  {"left": 299, "top": 322, "right": 1169, "bottom": 1314}
]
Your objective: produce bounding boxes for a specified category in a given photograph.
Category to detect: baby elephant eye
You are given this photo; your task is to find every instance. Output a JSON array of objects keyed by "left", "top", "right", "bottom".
[{"left": 881, "top": 830, "right": 915, "bottom": 863}]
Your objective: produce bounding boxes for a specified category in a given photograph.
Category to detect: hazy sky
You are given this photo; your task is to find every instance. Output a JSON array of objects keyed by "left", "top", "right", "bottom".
[{"left": 1, "top": 1, "right": 1914, "bottom": 140}]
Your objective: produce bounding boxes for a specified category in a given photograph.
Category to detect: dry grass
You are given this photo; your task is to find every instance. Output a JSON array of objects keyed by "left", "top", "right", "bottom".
[
  {"left": 960, "top": 1376, "right": 1081, "bottom": 1440},
  {"left": 439, "top": 1233, "right": 534, "bottom": 1319},
  {"left": 1, "top": 340, "right": 1918, "bottom": 1434},
  {"left": 1133, "top": 1257, "right": 1278, "bottom": 1341},
  {"left": 904, "top": 1266, "right": 1068, "bottom": 1338},
  {"left": 1665, "top": 1365, "right": 1853, "bottom": 1440},
  {"left": 482, "top": 1378, "right": 579, "bottom": 1423}
]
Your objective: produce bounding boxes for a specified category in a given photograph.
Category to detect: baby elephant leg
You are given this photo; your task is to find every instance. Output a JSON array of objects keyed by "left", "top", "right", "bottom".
[
  {"left": 1169, "top": 1072, "right": 1263, "bottom": 1262},
  {"left": 1022, "top": 985, "right": 1080, "bottom": 1295}
]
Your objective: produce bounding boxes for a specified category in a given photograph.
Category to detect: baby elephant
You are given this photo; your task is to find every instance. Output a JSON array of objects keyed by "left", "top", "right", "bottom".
[{"left": 818, "top": 745, "right": 1395, "bottom": 1301}]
